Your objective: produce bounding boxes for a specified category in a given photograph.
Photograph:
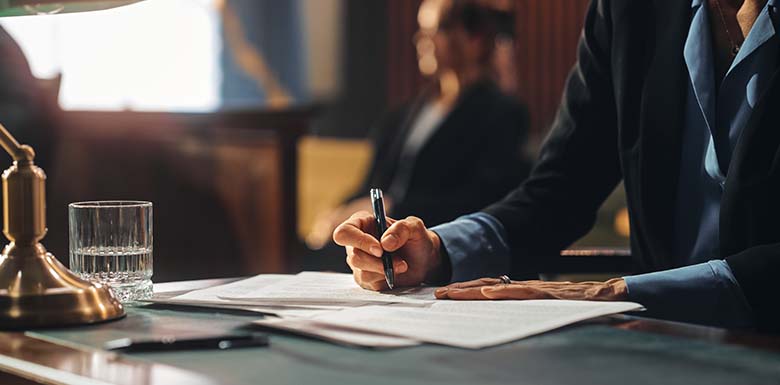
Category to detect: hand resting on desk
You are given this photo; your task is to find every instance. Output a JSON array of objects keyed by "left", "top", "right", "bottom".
[
  {"left": 333, "top": 211, "right": 628, "bottom": 301},
  {"left": 435, "top": 278, "right": 628, "bottom": 301}
]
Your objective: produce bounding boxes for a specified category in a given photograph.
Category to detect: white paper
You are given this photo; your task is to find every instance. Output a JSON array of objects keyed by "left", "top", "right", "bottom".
[
  {"left": 220, "top": 272, "right": 436, "bottom": 306},
  {"left": 169, "top": 274, "right": 291, "bottom": 302},
  {"left": 147, "top": 300, "right": 343, "bottom": 318},
  {"left": 148, "top": 274, "right": 348, "bottom": 318},
  {"left": 253, "top": 317, "right": 421, "bottom": 348},
  {"left": 307, "top": 300, "right": 644, "bottom": 349}
]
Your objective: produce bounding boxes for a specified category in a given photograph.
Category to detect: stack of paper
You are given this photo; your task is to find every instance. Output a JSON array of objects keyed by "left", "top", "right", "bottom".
[
  {"left": 220, "top": 272, "right": 436, "bottom": 306},
  {"left": 297, "top": 300, "right": 642, "bottom": 349},
  {"left": 150, "top": 274, "right": 347, "bottom": 319},
  {"left": 149, "top": 272, "right": 643, "bottom": 349}
]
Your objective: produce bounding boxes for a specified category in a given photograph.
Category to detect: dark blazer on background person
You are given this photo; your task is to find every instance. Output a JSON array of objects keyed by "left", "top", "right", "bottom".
[
  {"left": 482, "top": 0, "right": 780, "bottom": 332},
  {"left": 351, "top": 80, "right": 531, "bottom": 228}
]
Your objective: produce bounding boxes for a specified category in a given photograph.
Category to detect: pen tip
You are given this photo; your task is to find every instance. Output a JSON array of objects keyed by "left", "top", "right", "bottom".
[{"left": 386, "top": 274, "right": 394, "bottom": 290}]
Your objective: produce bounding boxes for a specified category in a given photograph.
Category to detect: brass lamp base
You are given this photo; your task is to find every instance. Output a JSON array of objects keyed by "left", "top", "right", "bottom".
[
  {"left": 0, "top": 123, "right": 124, "bottom": 328},
  {"left": 0, "top": 243, "right": 125, "bottom": 329}
]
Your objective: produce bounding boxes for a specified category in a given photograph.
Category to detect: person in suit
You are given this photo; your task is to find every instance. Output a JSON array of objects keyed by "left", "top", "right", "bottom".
[
  {"left": 334, "top": 0, "right": 780, "bottom": 333},
  {"left": 306, "top": 0, "right": 530, "bottom": 250}
]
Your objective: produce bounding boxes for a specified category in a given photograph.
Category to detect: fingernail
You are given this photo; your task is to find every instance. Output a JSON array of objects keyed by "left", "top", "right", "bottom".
[
  {"left": 435, "top": 288, "right": 448, "bottom": 295},
  {"left": 397, "top": 260, "right": 408, "bottom": 273},
  {"left": 370, "top": 246, "right": 383, "bottom": 257}
]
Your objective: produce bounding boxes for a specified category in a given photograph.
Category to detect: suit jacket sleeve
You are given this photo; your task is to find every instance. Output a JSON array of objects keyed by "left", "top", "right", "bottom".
[
  {"left": 483, "top": 0, "right": 623, "bottom": 275},
  {"left": 725, "top": 244, "right": 780, "bottom": 332}
]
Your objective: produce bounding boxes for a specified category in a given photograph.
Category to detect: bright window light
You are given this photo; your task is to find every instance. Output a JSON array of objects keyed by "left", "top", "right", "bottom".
[{"left": 0, "top": 0, "right": 222, "bottom": 112}]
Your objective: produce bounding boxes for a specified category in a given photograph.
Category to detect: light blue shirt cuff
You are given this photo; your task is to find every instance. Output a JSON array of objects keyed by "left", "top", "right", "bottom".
[
  {"left": 623, "top": 260, "right": 753, "bottom": 328},
  {"left": 431, "top": 213, "right": 511, "bottom": 282}
]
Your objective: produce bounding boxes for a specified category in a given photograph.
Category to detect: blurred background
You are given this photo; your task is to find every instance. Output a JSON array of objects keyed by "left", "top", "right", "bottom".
[{"left": 0, "top": 0, "right": 628, "bottom": 282}]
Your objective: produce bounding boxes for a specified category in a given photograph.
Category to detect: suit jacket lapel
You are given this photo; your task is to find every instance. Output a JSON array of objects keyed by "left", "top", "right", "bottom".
[
  {"left": 635, "top": 0, "right": 692, "bottom": 268},
  {"left": 721, "top": 64, "right": 780, "bottom": 253},
  {"left": 726, "top": 55, "right": 780, "bottom": 185}
]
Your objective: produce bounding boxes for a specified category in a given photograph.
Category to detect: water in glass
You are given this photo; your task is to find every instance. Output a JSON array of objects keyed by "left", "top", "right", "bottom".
[
  {"left": 70, "top": 246, "right": 153, "bottom": 302},
  {"left": 69, "top": 201, "right": 153, "bottom": 303}
]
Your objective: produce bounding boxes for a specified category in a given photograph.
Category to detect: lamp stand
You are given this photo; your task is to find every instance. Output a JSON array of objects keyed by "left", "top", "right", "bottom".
[{"left": 0, "top": 123, "right": 124, "bottom": 328}]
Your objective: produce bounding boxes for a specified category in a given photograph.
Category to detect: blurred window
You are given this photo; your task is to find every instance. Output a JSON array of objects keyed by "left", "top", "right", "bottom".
[{"left": 0, "top": 0, "right": 221, "bottom": 112}]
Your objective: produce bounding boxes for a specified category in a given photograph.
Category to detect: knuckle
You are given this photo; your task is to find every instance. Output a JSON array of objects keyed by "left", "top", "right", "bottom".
[
  {"left": 405, "top": 216, "right": 425, "bottom": 230},
  {"left": 351, "top": 210, "right": 371, "bottom": 219},
  {"left": 356, "top": 237, "right": 373, "bottom": 252},
  {"left": 392, "top": 220, "right": 410, "bottom": 232}
]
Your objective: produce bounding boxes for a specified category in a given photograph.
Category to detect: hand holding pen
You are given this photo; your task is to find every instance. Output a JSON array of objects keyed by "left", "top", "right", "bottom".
[{"left": 334, "top": 189, "right": 446, "bottom": 291}]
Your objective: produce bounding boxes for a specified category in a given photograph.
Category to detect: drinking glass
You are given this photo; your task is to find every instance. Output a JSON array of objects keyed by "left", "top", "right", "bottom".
[{"left": 69, "top": 201, "right": 153, "bottom": 303}]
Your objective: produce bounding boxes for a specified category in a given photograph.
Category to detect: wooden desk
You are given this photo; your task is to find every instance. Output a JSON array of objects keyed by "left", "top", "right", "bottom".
[{"left": 0, "top": 279, "right": 778, "bottom": 385}]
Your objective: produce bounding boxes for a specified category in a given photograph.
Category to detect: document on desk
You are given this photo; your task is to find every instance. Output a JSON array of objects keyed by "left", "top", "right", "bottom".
[
  {"left": 220, "top": 272, "right": 436, "bottom": 306},
  {"left": 165, "top": 274, "right": 290, "bottom": 303},
  {"left": 307, "top": 300, "right": 644, "bottom": 349},
  {"left": 253, "top": 317, "right": 421, "bottom": 348},
  {"left": 148, "top": 274, "right": 348, "bottom": 318}
]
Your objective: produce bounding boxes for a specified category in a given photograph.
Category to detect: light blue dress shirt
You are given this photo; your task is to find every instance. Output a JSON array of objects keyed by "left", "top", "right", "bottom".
[{"left": 431, "top": 0, "right": 778, "bottom": 329}]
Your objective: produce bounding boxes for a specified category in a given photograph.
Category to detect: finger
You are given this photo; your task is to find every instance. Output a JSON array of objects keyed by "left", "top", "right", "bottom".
[
  {"left": 435, "top": 286, "right": 489, "bottom": 300},
  {"left": 358, "top": 269, "right": 386, "bottom": 285},
  {"left": 333, "top": 211, "right": 383, "bottom": 256},
  {"left": 346, "top": 248, "right": 408, "bottom": 274},
  {"left": 481, "top": 285, "right": 554, "bottom": 300},
  {"left": 357, "top": 270, "right": 388, "bottom": 291},
  {"left": 443, "top": 278, "right": 503, "bottom": 290},
  {"left": 434, "top": 287, "right": 450, "bottom": 299},
  {"left": 381, "top": 216, "right": 427, "bottom": 252},
  {"left": 346, "top": 247, "right": 381, "bottom": 272},
  {"left": 435, "top": 278, "right": 500, "bottom": 298},
  {"left": 352, "top": 268, "right": 387, "bottom": 291}
]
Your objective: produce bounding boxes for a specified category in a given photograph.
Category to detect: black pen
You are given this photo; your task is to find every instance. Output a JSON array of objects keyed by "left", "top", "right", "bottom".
[
  {"left": 370, "top": 188, "right": 394, "bottom": 289},
  {"left": 104, "top": 333, "right": 269, "bottom": 353}
]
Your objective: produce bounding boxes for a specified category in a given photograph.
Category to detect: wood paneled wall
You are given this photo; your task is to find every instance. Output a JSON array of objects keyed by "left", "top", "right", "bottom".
[
  {"left": 514, "top": 0, "right": 591, "bottom": 145},
  {"left": 386, "top": 0, "right": 425, "bottom": 109},
  {"left": 386, "top": 0, "right": 591, "bottom": 145}
]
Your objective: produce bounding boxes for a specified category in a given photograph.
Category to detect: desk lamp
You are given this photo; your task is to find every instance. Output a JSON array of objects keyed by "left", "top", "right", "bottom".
[{"left": 0, "top": 0, "right": 141, "bottom": 328}]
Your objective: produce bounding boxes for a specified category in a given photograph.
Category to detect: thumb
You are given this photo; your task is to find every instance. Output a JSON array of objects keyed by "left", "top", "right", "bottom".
[{"left": 381, "top": 217, "right": 426, "bottom": 252}]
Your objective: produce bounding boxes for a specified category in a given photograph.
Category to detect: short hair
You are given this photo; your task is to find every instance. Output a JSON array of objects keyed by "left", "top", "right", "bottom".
[{"left": 439, "top": 1, "right": 515, "bottom": 41}]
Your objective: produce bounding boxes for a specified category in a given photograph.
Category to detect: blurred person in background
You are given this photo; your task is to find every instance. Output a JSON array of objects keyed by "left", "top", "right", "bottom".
[{"left": 306, "top": 0, "right": 531, "bottom": 251}]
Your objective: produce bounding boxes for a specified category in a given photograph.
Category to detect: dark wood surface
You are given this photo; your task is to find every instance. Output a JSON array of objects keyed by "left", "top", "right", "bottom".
[
  {"left": 0, "top": 332, "right": 219, "bottom": 385},
  {"left": 0, "top": 278, "right": 778, "bottom": 385}
]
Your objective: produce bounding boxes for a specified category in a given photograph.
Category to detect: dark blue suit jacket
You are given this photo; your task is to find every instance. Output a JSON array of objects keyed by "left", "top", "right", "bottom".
[{"left": 484, "top": 0, "right": 780, "bottom": 333}]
